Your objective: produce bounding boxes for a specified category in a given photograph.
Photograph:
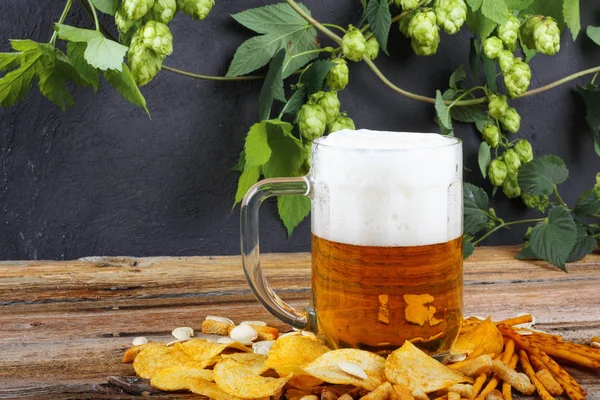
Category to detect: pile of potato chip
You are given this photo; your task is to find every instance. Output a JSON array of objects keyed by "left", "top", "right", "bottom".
[{"left": 120, "top": 314, "right": 599, "bottom": 400}]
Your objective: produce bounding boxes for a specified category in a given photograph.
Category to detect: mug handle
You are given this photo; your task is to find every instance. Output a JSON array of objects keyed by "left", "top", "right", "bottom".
[{"left": 240, "top": 176, "right": 312, "bottom": 330}]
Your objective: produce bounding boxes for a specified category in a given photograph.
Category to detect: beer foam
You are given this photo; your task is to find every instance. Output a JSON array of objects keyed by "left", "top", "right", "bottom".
[{"left": 311, "top": 129, "right": 462, "bottom": 247}]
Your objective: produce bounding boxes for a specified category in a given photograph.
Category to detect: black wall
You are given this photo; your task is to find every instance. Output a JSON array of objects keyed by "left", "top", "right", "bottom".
[{"left": 1, "top": 1, "right": 599, "bottom": 260}]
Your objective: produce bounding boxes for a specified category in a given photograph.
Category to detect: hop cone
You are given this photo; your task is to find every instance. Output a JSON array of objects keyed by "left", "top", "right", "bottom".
[
  {"left": 297, "top": 104, "right": 327, "bottom": 140},
  {"left": 330, "top": 114, "right": 356, "bottom": 133},
  {"left": 398, "top": 15, "right": 412, "bottom": 38},
  {"left": 341, "top": 25, "right": 367, "bottom": 62},
  {"left": 177, "top": 0, "right": 214, "bottom": 20},
  {"left": 365, "top": 37, "right": 380, "bottom": 60},
  {"left": 488, "top": 159, "right": 508, "bottom": 187},
  {"left": 488, "top": 94, "right": 508, "bottom": 120},
  {"left": 522, "top": 193, "right": 549, "bottom": 212},
  {"left": 502, "top": 172, "right": 521, "bottom": 198},
  {"left": 514, "top": 139, "right": 533, "bottom": 163},
  {"left": 408, "top": 9, "right": 440, "bottom": 56},
  {"left": 498, "top": 15, "right": 520, "bottom": 51},
  {"left": 533, "top": 17, "right": 561, "bottom": 55},
  {"left": 500, "top": 107, "right": 520, "bottom": 133},
  {"left": 149, "top": 0, "right": 177, "bottom": 24},
  {"left": 326, "top": 59, "right": 349, "bottom": 91},
  {"left": 503, "top": 149, "right": 521, "bottom": 174},
  {"left": 396, "top": 0, "right": 420, "bottom": 10},
  {"left": 433, "top": 0, "right": 467, "bottom": 35},
  {"left": 115, "top": 8, "right": 135, "bottom": 32},
  {"left": 128, "top": 38, "right": 163, "bottom": 86},
  {"left": 483, "top": 36, "right": 503, "bottom": 59},
  {"left": 504, "top": 59, "right": 531, "bottom": 97},
  {"left": 122, "top": 0, "right": 156, "bottom": 21},
  {"left": 520, "top": 16, "right": 542, "bottom": 50},
  {"left": 498, "top": 50, "right": 514, "bottom": 74},
  {"left": 140, "top": 21, "right": 173, "bottom": 58},
  {"left": 482, "top": 124, "right": 500, "bottom": 147},
  {"left": 310, "top": 91, "right": 340, "bottom": 125}
]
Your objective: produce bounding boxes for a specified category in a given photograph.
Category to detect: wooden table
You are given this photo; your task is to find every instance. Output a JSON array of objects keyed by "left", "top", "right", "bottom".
[{"left": 0, "top": 246, "right": 599, "bottom": 399}]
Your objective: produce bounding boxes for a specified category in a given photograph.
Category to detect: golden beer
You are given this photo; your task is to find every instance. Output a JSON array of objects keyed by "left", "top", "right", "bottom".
[{"left": 311, "top": 235, "right": 463, "bottom": 354}]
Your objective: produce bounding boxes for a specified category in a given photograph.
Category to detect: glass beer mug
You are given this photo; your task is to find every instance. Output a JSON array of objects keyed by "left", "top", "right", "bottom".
[{"left": 241, "top": 130, "right": 463, "bottom": 356}]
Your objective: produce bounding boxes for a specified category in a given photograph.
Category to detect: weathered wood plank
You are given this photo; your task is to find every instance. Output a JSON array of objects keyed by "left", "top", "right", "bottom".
[{"left": 0, "top": 247, "right": 599, "bottom": 398}]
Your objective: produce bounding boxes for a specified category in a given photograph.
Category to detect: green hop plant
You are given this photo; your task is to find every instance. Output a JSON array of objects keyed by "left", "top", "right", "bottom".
[
  {"left": 297, "top": 103, "right": 327, "bottom": 140},
  {"left": 520, "top": 16, "right": 541, "bottom": 49},
  {"left": 396, "top": 0, "right": 420, "bottom": 10},
  {"left": 522, "top": 193, "right": 549, "bottom": 212},
  {"left": 326, "top": 59, "right": 349, "bottom": 91},
  {"left": 488, "top": 94, "right": 508, "bottom": 119},
  {"left": 128, "top": 38, "right": 163, "bottom": 86},
  {"left": 177, "top": 0, "right": 214, "bottom": 20},
  {"left": 310, "top": 91, "right": 340, "bottom": 125},
  {"left": 149, "top": 0, "right": 177, "bottom": 24},
  {"left": 482, "top": 123, "right": 500, "bottom": 147},
  {"left": 504, "top": 59, "right": 531, "bottom": 98},
  {"left": 398, "top": 15, "right": 412, "bottom": 38},
  {"left": 488, "top": 159, "right": 508, "bottom": 186},
  {"left": 503, "top": 149, "right": 521, "bottom": 174},
  {"left": 365, "top": 37, "right": 380, "bottom": 60},
  {"left": 433, "top": 0, "right": 467, "bottom": 35},
  {"left": 483, "top": 36, "right": 503, "bottom": 59},
  {"left": 341, "top": 25, "right": 367, "bottom": 62},
  {"left": 498, "top": 50, "right": 514, "bottom": 74},
  {"left": 595, "top": 172, "right": 600, "bottom": 194},
  {"left": 140, "top": 21, "right": 173, "bottom": 58},
  {"left": 329, "top": 113, "right": 356, "bottom": 133},
  {"left": 408, "top": 9, "right": 440, "bottom": 56},
  {"left": 532, "top": 17, "right": 561, "bottom": 55},
  {"left": 500, "top": 107, "right": 520, "bottom": 133},
  {"left": 502, "top": 172, "right": 521, "bottom": 198},
  {"left": 497, "top": 15, "right": 520, "bottom": 51},
  {"left": 122, "top": 0, "right": 155, "bottom": 21},
  {"left": 514, "top": 139, "right": 533, "bottom": 163},
  {"left": 115, "top": 8, "right": 135, "bottom": 32}
]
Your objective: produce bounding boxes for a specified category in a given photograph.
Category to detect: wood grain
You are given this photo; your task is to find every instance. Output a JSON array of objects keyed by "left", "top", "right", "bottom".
[{"left": 0, "top": 247, "right": 599, "bottom": 399}]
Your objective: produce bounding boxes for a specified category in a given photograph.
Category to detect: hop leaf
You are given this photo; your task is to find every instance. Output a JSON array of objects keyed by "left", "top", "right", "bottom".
[
  {"left": 341, "top": 25, "right": 368, "bottom": 62},
  {"left": 488, "top": 158, "right": 508, "bottom": 186},
  {"left": 433, "top": 0, "right": 467, "bottom": 35},
  {"left": 326, "top": 59, "right": 349, "bottom": 91},
  {"left": 122, "top": 0, "right": 156, "bottom": 20},
  {"left": 177, "top": 0, "right": 214, "bottom": 20},
  {"left": 500, "top": 106, "right": 520, "bottom": 133},
  {"left": 329, "top": 113, "right": 356, "bottom": 133},
  {"left": 296, "top": 103, "right": 327, "bottom": 140},
  {"left": 504, "top": 58, "right": 531, "bottom": 97}
]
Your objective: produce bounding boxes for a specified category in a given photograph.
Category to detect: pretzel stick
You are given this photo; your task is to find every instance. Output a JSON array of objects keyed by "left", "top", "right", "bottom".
[
  {"left": 501, "top": 354, "right": 519, "bottom": 400},
  {"left": 476, "top": 341, "right": 515, "bottom": 399},
  {"left": 468, "top": 373, "right": 488, "bottom": 400},
  {"left": 467, "top": 347, "right": 486, "bottom": 359},
  {"left": 495, "top": 315, "right": 533, "bottom": 327},
  {"left": 535, "top": 369, "right": 564, "bottom": 396},
  {"left": 498, "top": 325, "right": 586, "bottom": 397},
  {"left": 528, "top": 336, "right": 600, "bottom": 361},
  {"left": 529, "top": 353, "right": 586, "bottom": 400},
  {"left": 518, "top": 350, "right": 554, "bottom": 400},
  {"left": 529, "top": 340, "right": 600, "bottom": 369}
]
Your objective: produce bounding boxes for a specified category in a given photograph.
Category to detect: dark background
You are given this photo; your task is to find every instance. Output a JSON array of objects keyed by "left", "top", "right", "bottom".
[{"left": 0, "top": 1, "right": 599, "bottom": 260}]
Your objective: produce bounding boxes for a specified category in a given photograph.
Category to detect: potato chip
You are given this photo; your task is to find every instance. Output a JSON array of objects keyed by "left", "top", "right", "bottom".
[
  {"left": 175, "top": 338, "right": 249, "bottom": 368},
  {"left": 221, "top": 352, "right": 269, "bottom": 375},
  {"left": 286, "top": 374, "right": 325, "bottom": 390},
  {"left": 133, "top": 344, "right": 191, "bottom": 379},
  {"left": 214, "top": 356, "right": 291, "bottom": 398},
  {"left": 385, "top": 341, "right": 471, "bottom": 394},
  {"left": 122, "top": 342, "right": 164, "bottom": 363},
  {"left": 187, "top": 376, "right": 269, "bottom": 400},
  {"left": 150, "top": 362, "right": 214, "bottom": 391},
  {"left": 359, "top": 382, "right": 393, "bottom": 400},
  {"left": 451, "top": 317, "right": 503, "bottom": 357},
  {"left": 265, "top": 335, "right": 330, "bottom": 376},
  {"left": 302, "top": 349, "right": 386, "bottom": 391},
  {"left": 392, "top": 384, "right": 415, "bottom": 400}
]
